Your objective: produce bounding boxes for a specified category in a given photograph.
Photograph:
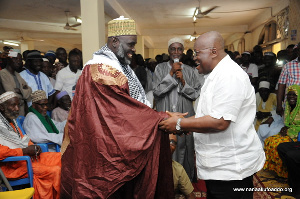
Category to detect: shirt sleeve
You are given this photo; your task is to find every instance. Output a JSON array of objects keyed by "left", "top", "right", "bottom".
[
  {"left": 0, "top": 71, "right": 16, "bottom": 92},
  {"left": 54, "top": 70, "right": 63, "bottom": 91},
  {"left": 0, "top": 144, "right": 23, "bottom": 160},
  {"left": 277, "top": 63, "right": 288, "bottom": 84},
  {"left": 177, "top": 163, "right": 194, "bottom": 195},
  {"left": 18, "top": 74, "right": 32, "bottom": 100}
]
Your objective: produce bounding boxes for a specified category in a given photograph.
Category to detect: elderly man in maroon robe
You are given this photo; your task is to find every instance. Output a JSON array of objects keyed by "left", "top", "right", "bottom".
[{"left": 60, "top": 16, "right": 175, "bottom": 199}]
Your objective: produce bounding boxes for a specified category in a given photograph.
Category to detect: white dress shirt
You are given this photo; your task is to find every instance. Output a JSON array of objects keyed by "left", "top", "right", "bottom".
[
  {"left": 194, "top": 55, "right": 265, "bottom": 180},
  {"left": 54, "top": 65, "right": 81, "bottom": 100}
]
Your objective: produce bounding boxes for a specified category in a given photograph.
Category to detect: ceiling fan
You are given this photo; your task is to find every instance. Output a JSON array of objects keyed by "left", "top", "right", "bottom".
[
  {"left": 193, "top": 0, "right": 219, "bottom": 21},
  {"left": 189, "top": 22, "right": 198, "bottom": 41},
  {"left": 64, "top": 11, "right": 81, "bottom": 31}
]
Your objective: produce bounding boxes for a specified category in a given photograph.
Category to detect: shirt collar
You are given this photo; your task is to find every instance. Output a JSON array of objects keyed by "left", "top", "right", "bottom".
[{"left": 25, "top": 69, "right": 40, "bottom": 77}]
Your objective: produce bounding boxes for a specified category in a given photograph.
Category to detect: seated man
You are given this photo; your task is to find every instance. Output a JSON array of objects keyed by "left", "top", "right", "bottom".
[
  {"left": 23, "top": 90, "right": 66, "bottom": 151},
  {"left": 51, "top": 91, "right": 71, "bottom": 122},
  {"left": 277, "top": 141, "right": 300, "bottom": 198},
  {"left": 169, "top": 134, "right": 195, "bottom": 199},
  {"left": 0, "top": 91, "right": 61, "bottom": 199},
  {"left": 255, "top": 81, "right": 277, "bottom": 130}
]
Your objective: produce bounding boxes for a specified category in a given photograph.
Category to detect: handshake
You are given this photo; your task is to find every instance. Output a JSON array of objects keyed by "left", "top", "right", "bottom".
[{"left": 158, "top": 111, "right": 190, "bottom": 135}]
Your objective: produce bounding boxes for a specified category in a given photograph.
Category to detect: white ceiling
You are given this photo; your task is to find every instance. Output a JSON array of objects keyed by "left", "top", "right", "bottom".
[{"left": 0, "top": 0, "right": 288, "bottom": 53}]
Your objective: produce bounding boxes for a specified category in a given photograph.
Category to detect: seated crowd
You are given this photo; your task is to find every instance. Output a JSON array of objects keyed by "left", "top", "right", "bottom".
[{"left": 0, "top": 39, "right": 299, "bottom": 198}]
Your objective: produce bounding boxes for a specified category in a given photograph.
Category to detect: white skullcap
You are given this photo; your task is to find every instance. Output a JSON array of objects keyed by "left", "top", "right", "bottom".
[
  {"left": 0, "top": 91, "right": 18, "bottom": 104},
  {"left": 242, "top": 51, "right": 251, "bottom": 56},
  {"left": 8, "top": 51, "right": 18, "bottom": 58},
  {"left": 42, "top": 58, "right": 49, "bottom": 62},
  {"left": 259, "top": 81, "right": 270, "bottom": 89},
  {"left": 264, "top": 52, "right": 275, "bottom": 57},
  {"left": 168, "top": 37, "right": 184, "bottom": 48}
]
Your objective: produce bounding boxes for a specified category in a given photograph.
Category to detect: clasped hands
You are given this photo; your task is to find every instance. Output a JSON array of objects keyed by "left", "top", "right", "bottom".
[
  {"left": 170, "top": 62, "right": 185, "bottom": 86},
  {"left": 159, "top": 111, "right": 189, "bottom": 135}
]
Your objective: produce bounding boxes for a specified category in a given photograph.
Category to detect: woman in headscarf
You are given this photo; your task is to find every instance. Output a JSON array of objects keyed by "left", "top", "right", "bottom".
[{"left": 263, "top": 84, "right": 300, "bottom": 178}]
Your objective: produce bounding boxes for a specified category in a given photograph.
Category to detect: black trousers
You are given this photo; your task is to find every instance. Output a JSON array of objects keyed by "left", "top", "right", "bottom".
[
  {"left": 205, "top": 175, "right": 253, "bottom": 199},
  {"left": 277, "top": 141, "right": 300, "bottom": 196}
]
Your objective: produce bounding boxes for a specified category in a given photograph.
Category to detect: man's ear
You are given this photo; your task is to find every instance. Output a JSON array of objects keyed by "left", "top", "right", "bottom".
[
  {"left": 211, "top": 48, "right": 218, "bottom": 57},
  {"left": 112, "top": 37, "right": 119, "bottom": 48}
]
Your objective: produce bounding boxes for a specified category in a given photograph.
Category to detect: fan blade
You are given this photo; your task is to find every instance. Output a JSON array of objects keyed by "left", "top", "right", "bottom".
[
  {"left": 64, "top": 26, "right": 77, "bottom": 31},
  {"left": 201, "top": 6, "right": 219, "bottom": 15},
  {"left": 201, "top": 15, "right": 219, "bottom": 19},
  {"left": 70, "top": 23, "right": 81, "bottom": 27}
]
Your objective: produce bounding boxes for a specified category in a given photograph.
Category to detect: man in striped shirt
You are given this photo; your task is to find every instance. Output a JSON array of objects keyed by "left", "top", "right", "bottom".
[{"left": 276, "top": 42, "right": 300, "bottom": 116}]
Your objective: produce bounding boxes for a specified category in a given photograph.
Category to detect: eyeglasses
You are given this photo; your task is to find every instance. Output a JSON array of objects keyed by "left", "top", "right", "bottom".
[
  {"left": 169, "top": 47, "right": 184, "bottom": 53},
  {"left": 193, "top": 47, "right": 215, "bottom": 57},
  {"left": 35, "top": 102, "right": 48, "bottom": 107}
]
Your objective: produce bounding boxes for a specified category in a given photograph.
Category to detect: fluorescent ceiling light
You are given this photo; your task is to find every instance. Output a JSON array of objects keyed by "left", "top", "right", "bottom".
[
  {"left": 75, "top": 17, "right": 82, "bottom": 23},
  {"left": 3, "top": 41, "right": 19, "bottom": 46}
]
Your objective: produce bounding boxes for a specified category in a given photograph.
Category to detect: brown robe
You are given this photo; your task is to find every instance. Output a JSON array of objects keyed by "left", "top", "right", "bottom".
[{"left": 61, "top": 63, "right": 174, "bottom": 198}]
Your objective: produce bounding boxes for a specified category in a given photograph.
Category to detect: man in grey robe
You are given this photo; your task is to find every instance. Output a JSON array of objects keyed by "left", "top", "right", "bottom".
[{"left": 153, "top": 37, "right": 202, "bottom": 180}]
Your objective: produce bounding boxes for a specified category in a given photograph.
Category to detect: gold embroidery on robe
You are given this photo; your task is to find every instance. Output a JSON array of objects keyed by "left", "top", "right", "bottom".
[{"left": 90, "top": 63, "right": 127, "bottom": 86}]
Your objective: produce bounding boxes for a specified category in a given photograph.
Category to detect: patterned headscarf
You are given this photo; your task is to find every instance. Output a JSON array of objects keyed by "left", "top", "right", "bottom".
[
  {"left": 0, "top": 92, "right": 17, "bottom": 104},
  {"left": 284, "top": 84, "right": 300, "bottom": 139},
  {"left": 31, "top": 90, "right": 47, "bottom": 103},
  {"left": 94, "top": 45, "right": 149, "bottom": 106}
]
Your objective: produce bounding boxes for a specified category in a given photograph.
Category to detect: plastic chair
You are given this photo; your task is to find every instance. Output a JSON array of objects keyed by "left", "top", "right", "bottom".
[
  {"left": 16, "top": 116, "right": 61, "bottom": 152},
  {"left": 1, "top": 156, "right": 33, "bottom": 188},
  {"left": 0, "top": 144, "right": 48, "bottom": 189},
  {"left": 0, "top": 188, "right": 34, "bottom": 199},
  {"left": 0, "top": 167, "right": 34, "bottom": 199}
]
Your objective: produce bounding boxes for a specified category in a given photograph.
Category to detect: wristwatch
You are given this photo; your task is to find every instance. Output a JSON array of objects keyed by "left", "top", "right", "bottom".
[{"left": 176, "top": 118, "right": 182, "bottom": 131}]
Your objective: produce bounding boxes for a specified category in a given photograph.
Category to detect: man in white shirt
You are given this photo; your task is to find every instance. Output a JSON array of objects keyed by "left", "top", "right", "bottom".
[
  {"left": 240, "top": 51, "right": 258, "bottom": 88},
  {"left": 159, "top": 31, "right": 265, "bottom": 199},
  {"left": 54, "top": 48, "right": 82, "bottom": 100}
]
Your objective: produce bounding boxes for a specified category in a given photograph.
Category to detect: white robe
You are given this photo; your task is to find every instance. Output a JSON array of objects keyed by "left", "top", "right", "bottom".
[{"left": 23, "top": 113, "right": 66, "bottom": 151}]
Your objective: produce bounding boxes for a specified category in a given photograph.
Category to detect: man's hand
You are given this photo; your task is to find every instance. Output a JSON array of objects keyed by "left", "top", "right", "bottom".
[
  {"left": 170, "top": 62, "right": 182, "bottom": 76},
  {"left": 22, "top": 145, "right": 41, "bottom": 156},
  {"left": 175, "top": 70, "right": 185, "bottom": 86},
  {"left": 159, "top": 115, "right": 180, "bottom": 133},
  {"left": 261, "top": 117, "right": 274, "bottom": 127},
  {"left": 279, "top": 126, "right": 288, "bottom": 137},
  {"left": 166, "top": 111, "right": 188, "bottom": 118}
]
